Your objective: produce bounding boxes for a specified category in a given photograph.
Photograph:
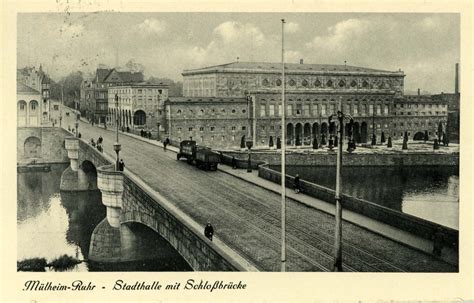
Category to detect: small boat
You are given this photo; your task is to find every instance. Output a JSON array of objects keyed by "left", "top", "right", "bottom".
[{"left": 17, "top": 163, "right": 51, "bottom": 173}]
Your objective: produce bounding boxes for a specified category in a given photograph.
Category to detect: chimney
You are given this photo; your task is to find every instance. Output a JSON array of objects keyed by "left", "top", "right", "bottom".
[
  {"left": 300, "top": 59, "right": 304, "bottom": 64},
  {"left": 417, "top": 88, "right": 420, "bottom": 96},
  {"left": 455, "top": 63, "right": 459, "bottom": 94}
]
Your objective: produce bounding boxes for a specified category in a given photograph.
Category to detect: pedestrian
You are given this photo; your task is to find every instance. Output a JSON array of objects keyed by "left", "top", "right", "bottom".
[
  {"left": 98, "top": 136, "right": 103, "bottom": 144},
  {"left": 140, "top": 129, "right": 144, "bottom": 137},
  {"left": 78, "top": 132, "right": 82, "bottom": 138},
  {"left": 97, "top": 143, "right": 102, "bottom": 152},
  {"left": 90, "top": 138, "right": 96, "bottom": 147},
  {"left": 126, "top": 126, "right": 130, "bottom": 133},
  {"left": 148, "top": 131, "right": 152, "bottom": 139},
  {"left": 432, "top": 227, "right": 444, "bottom": 257},
  {"left": 118, "top": 159, "right": 125, "bottom": 171},
  {"left": 163, "top": 139, "right": 167, "bottom": 152},
  {"left": 232, "top": 156, "right": 237, "bottom": 169},
  {"left": 294, "top": 174, "right": 301, "bottom": 194},
  {"left": 204, "top": 221, "right": 214, "bottom": 241}
]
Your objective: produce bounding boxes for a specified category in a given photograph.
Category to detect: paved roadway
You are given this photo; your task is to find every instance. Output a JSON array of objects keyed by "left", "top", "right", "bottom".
[{"left": 63, "top": 114, "right": 456, "bottom": 272}]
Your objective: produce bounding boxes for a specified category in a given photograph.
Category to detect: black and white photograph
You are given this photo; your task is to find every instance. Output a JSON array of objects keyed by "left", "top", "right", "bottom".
[{"left": 2, "top": 0, "right": 473, "bottom": 301}]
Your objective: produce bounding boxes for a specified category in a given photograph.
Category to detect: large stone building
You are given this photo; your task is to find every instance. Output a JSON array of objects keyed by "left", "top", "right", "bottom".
[
  {"left": 107, "top": 83, "right": 169, "bottom": 131},
  {"left": 162, "top": 61, "right": 454, "bottom": 149},
  {"left": 80, "top": 68, "right": 144, "bottom": 125},
  {"left": 17, "top": 66, "right": 51, "bottom": 127}
]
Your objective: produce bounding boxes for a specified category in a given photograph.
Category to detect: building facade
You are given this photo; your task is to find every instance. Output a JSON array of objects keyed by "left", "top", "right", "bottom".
[
  {"left": 107, "top": 83, "right": 169, "bottom": 131},
  {"left": 164, "top": 97, "right": 249, "bottom": 147},
  {"left": 17, "top": 66, "right": 51, "bottom": 127},
  {"left": 80, "top": 68, "right": 144, "bottom": 125},
  {"left": 165, "top": 61, "right": 453, "bottom": 149}
]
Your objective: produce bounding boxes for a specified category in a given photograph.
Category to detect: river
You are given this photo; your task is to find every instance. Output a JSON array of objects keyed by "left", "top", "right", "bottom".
[
  {"left": 272, "top": 165, "right": 459, "bottom": 229},
  {"left": 17, "top": 163, "right": 192, "bottom": 271}
]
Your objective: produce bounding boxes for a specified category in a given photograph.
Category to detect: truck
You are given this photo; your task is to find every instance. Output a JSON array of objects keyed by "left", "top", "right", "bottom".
[{"left": 177, "top": 140, "right": 220, "bottom": 171}]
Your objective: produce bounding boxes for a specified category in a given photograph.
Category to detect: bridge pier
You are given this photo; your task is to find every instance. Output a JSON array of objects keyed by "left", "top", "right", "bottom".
[
  {"left": 88, "top": 164, "right": 125, "bottom": 262},
  {"left": 60, "top": 137, "right": 96, "bottom": 191}
]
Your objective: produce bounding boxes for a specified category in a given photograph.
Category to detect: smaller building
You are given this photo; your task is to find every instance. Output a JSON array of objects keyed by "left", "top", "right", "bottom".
[
  {"left": 164, "top": 97, "right": 249, "bottom": 148},
  {"left": 108, "top": 83, "right": 169, "bottom": 132},
  {"left": 17, "top": 82, "right": 43, "bottom": 127},
  {"left": 392, "top": 95, "right": 448, "bottom": 140}
]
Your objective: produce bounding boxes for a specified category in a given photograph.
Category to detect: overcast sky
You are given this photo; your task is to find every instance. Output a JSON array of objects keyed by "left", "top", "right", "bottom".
[{"left": 17, "top": 12, "right": 459, "bottom": 94}]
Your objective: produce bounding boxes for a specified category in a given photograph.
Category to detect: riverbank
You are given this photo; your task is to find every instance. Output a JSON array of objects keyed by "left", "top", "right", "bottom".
[{"left": 219, "top": 142, "right": 459, "bottom": 167}]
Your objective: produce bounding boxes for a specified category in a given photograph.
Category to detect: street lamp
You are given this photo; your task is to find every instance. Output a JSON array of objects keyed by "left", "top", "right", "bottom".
[
  {"left": 114, "top": 94, "right": 122, "bottom": 171},
  {"left": 328, "top": 96, "right": 353, "bottom": 272}
]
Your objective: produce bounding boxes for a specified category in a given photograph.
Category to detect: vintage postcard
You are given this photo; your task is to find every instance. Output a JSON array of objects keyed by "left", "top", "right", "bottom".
[{"left": 1, "top": 0, "right": 472, "bottom": 302}]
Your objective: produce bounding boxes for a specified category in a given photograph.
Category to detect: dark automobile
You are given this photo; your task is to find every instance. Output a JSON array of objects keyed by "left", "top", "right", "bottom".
[{"left": 177, "top": 140, "right": 220, "bottom": 171}]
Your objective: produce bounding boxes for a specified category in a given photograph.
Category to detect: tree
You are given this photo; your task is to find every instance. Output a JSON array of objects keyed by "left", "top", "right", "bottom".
[
  {"left": 147, "top": 77, "right": 183, "bottom": 97},
  {"left": 424, "top": 130, "right": 429, "bottom": 142},
  {"left": 402, "top": 132, "right": 408, "bottom": 150},
  {"left": 387, "top": 136, "right": 392, "bottom": 148},
  {"left": 371, "top": 134, "right": 377, "bottom": 146},
  {"left": 240, "top": 136, "right": 246, "bottom": 149},
  {"left": 381, "top": 131, "right": 386, "bottom": 143},
  {"left": 269, "top": 136, "right": 274, "bottom": 148},
  {"left": 276, "top": 137, "right": 281, "bottom": 149},
  {"left": 124, "top": 59, "right": 145, "bottom": 73}
]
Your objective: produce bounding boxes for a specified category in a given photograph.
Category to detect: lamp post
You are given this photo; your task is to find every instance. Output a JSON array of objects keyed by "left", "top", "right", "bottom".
[
  {"left": 329, "top": 96, "right": 353, "bottom": 272},
  {"left": 114, "top": 94, "right": 122, "bottom": 171}
]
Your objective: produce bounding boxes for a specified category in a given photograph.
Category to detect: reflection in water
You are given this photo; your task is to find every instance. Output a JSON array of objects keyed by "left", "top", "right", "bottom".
[
  {"left": 274, "top": 165, "right": 459, "bottom": 229},
  {"left": 17, "top": 164, "right": 192, "bottom": 271}
]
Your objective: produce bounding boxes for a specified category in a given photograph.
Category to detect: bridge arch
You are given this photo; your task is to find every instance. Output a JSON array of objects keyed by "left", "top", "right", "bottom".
[
  {"left": 121, "top": 210, "right": 194, "bottom": 268},
  {"left": 80, "top": 160, "right": 98, "bottom": 190},
  {"left": 24, "top": 136, "right": 41, "bottom": 158}
]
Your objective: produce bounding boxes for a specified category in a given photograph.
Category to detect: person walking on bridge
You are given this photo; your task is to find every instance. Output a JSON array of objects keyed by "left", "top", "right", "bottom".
[
  {"left": 204, "top": 221, "right": 214, "bottom": 241},
  {"left": 118, "top": 159, "right": 125, "bottom": 172},
  {"left": 294, "top": 174, "right": 301, "bottom": 194}
]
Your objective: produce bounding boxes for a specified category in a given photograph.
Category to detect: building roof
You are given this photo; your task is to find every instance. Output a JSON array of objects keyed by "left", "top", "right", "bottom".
[
  {"left": 109, "top": 82, "right": 169, "bottom": 89},
  {"left": 96, "top": 68, "right": 112, "bottom": 83},
  {"left": 166, "top": 96, "right": 247, "bottom": 104},
  {"left": 17, "top": 82, "right": 40, "bottom": 94},
  {"left": 397, "top": 95, "right": 447, "bottom": 104},
  {"left": 183, "top": 61, "right": 404, "bottom": 76}
]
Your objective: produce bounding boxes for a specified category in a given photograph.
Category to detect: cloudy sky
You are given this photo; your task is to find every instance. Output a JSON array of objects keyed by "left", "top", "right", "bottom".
[{"left": 17, "top": 12, "right": 459, "bottom": 94}]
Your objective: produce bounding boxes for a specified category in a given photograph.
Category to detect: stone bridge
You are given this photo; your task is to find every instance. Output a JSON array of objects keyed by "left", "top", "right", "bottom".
[{"left": 60, "top": 136, "right": 255, "bottom": 271}]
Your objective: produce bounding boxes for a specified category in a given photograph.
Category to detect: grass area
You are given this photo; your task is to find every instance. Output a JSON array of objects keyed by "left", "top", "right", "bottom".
[{"left": 17, "top": 255, "right": 82, "bottom": 272}]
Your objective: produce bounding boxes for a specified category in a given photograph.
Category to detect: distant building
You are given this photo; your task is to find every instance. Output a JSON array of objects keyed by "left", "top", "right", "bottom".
[
  {"left": 17, "top": 65, "right": 51, "bottom": 127},
  {"left": 164, "top": 97, "right": 248, "bottom": 147},
  {"left": 107, "top": 83, "right": 169, "bottom": 131},
  {"left": 166, "top": 61, "right": 451, "bottom": 149},
  {"left": 393, "top": 94, "right": 448, "bottom": 140},
  {"left": 80, "top": 68, "right": 144, "bottom": 125}
]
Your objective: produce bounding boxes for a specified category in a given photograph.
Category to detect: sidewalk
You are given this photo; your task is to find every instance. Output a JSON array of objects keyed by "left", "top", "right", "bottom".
[{"left": 88, "top": 123, "right": 458, "bottom": 266}]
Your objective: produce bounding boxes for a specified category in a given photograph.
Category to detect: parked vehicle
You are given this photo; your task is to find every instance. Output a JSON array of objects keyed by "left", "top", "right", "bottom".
[{"left": 177, "top": 140, "right": 220, "bottom": 171}]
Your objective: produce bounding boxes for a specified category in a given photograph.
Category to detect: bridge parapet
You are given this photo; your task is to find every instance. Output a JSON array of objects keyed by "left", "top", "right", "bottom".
[{"left": 97, "top": 164, "right": 124, "bottom": 228}]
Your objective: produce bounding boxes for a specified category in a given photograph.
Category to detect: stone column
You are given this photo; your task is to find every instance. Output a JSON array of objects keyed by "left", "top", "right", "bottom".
[
  {"left": 65, "top": 137, "right": 79, "bottom": 171},
  {"left": 97, "top": 164, "right": 123, "bottom": 228}
]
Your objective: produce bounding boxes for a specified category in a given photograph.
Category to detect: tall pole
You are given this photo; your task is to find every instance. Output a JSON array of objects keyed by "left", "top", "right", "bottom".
[
  {"left": 59, "top": 83, "right": 63, "bottom": 128},
  {"left": 114, "top": 94, "right": 121, "bottom": 171},
  {"left": 333, "top": 96, "right": 343, "bottom": 271},
  {"left": 280, "top": 18, "right": 286, "bottom": 272}
]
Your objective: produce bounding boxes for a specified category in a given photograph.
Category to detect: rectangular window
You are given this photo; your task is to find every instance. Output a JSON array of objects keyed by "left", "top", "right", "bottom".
[
  {"left": 362, "top": 105, "right": 367, "bottom": 116},
  {"left": 188, "top": 127, "right": 193, "bottom": 131},
  {"left": 369, "top": 104, "right": 374, "bottom": 115},
  {"left": 303, "top": 104, "right": 310, "bottom": 116},
  {"left": 242, "top": 126, "right": 246, "bottom": 131},
  {"left": 353, "top": 106, "right": 358, "bottom": 115},
  {"left": 232, "top": 126, "right": 236, "bottom": 131},
  {"left": 287, "top": 104, "right": 293, "bottom": 116},
  {"left": 269, "top": 104, "right": 275, "bottom": 116},
  {"left": 199, "top": 127, "right": 204, "bottom": 131},
  {"left": 53, "top": 105, "right": 59, "bottom": 110},
  {"left": 376, "top": 104, "right": 381, "bottom": 115},
  {"left": 278, "top": 105, "right": 282, "bottom": 116},
  {"left": 296, "top": 104, "right": 302, "bottom": 115},
  {"left": 260, "top": 105, "right": 266, "bottom": 117},
  {"left": 210, "top": 126, "right": 215, "bottom": 132},
  {"left": 330, "top": 104, "right": 336, "bottom": 114},
  {"left": 312, "top": 104, "right": 318, "bottom": 116},
  {"left": 384, "top": 105, "right": 389, "bottom": 115},
  {"left": 321, "top": 104, "right": 327, "bottom": 116}
]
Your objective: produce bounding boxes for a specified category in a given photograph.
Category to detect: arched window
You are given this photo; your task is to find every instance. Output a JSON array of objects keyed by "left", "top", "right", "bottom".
[
  {"left": 276, "top": 79, "right": 282, "bottom": 86},
  {"left": 350, "top": 80, "right": 357, "bottom": 87},
  {"left": 362, "top": 80, "right": 369, "bottom": 88},
  {"left": 289, "top": 79, "right": 296, "bottom": 86},
  {"left": 326, "top": 80, "right": 333, "bottom": 87},
  {"left": 302, "top": 79, "right": 308, "bottom": 87},
  {"left": 314, "top": 79, "right": 321, "bottom": 87},
  {"left": 338, "top": 80, "right": 346, "bottom": 87}
]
